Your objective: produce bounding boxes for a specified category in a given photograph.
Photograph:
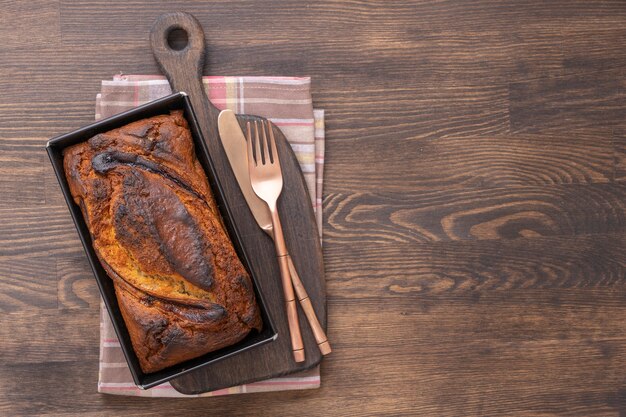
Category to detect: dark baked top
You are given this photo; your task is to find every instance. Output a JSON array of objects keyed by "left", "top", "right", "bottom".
[{"left": 63, "top": 110, "right": 262, "bottom": 373}]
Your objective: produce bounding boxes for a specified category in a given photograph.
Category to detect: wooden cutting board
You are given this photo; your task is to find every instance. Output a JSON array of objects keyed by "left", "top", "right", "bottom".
[{"left": 149, "top": 12, "right": 327, "bottom": 394}]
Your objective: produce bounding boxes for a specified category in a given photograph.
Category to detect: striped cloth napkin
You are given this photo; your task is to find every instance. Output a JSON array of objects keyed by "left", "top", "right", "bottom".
[{"left": 95, "top": 75, "right": 325, "bottom": 397}]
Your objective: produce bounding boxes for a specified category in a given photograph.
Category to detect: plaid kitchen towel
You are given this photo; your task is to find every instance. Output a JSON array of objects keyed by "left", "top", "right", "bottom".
[{"left": 95, "top": 75, "right": 325, "bottom": 397}]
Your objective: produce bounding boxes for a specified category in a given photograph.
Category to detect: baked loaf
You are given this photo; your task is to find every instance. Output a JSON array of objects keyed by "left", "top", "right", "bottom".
[{"left": 63, "top": 110, "right": 262, "bottom": 373}]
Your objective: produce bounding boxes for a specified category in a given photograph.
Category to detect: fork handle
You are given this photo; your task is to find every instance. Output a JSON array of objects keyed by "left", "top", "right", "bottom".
[
  {"left": 287, "top": 256, "right": 332, "bottom": 355},
  {"left": 270, "top": 206, "right": 305, "bottom": 363},
  {"left": 278, "top": 255, "right": 305, "bottom": 362}
]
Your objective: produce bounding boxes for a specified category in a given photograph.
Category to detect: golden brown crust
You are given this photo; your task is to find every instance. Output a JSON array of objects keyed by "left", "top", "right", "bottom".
[{"left": 63, "top": 111, "right": 261, "bottom": 373}]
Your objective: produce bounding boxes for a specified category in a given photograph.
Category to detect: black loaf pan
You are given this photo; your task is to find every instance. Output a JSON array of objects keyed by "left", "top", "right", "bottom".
[{"left": 46, "top": 92, "right": 277, "bottom": 389}]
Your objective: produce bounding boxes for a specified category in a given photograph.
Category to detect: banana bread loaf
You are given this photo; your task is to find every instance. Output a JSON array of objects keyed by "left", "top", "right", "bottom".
[{"left": 63, "top": 110, "right": 262, "bottom": 373}]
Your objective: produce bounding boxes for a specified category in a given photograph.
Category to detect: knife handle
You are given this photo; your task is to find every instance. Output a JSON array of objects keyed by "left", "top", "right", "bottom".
[{"left": 287, "top": 255, "right": 332, "bottom": 355}]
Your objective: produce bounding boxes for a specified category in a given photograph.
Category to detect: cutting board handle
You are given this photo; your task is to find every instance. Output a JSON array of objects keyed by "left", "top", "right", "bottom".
[
  {"left": 149, "top": 12, "right": 326, "bottom": 395},
  {"left": 150, "top": 12, "right": 220, "bottom": 130}
]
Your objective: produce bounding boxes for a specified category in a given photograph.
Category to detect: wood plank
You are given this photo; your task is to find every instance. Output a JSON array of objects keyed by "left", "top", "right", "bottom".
[
  {"left": 0, "top": 100, "right": 98, "bottom": 139},
  {"left": 561, "top": 28, "right": 626, "bottom": 76},
  {"left": 326, "top": 292, "right": 626, "bottom": 348},
  {"left": 57, "top": 257, "right": 100, "bottom": 310},
  {"left": 325, "top": 131, "right": 613, "bottom": 193},
  {"left": 0, "top": 45, "right": 156, "bottom": 102},
  {"left": 509, "top": 69, "right": 626, "bottom": 133},
  {"left": 1, "top": 27, "right": 622, "bottom": 90},
  {"left": 324, "top": 234, "right": 626, "bottom": 300},
  {"left": 615, "top": 129, "right": 626, "bottom": 182},
  {"left": 315, "top": 83, "right": 509, "bottom": 142},
  {"left": 0, "top": 205, "right": 83, "bottom": 259},
  {"left": 0, "top": 138, "right": 45, "bottom": 206},
  {"left": 44, "top": 152, "right": 69, "bottom": 207},
  {"left": 0, "top": 309, "right": 99, "bottom": 364},
  {"left": 58, "top": 1, "right": 626, "bottom": 41},
  {"left": 0, "top": 0, "right": 60, "bottom": 51},
  {"left": 323, "top": 184, "right": 626, "bottom": 245},
  {"left": 0, "top": 256, "right": 58, "bottom": 312},
  {"left": 55, "top": 1, "right": 626, "bottom": 83}
]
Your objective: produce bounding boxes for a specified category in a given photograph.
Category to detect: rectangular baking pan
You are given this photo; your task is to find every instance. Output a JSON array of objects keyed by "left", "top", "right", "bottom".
[{"left": 46, "top": 92, "right": 277, "bottom": 389}]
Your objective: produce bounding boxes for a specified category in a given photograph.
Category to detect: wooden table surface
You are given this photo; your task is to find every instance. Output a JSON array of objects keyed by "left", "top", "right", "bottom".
[{"left": 1, "top": 1, "right": 625, "bottom": 416}]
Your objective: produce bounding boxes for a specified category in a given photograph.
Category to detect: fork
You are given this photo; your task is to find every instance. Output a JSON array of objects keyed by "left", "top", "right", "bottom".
[{"left": 246, "top": 120, "right": 305, "bottom": 363}]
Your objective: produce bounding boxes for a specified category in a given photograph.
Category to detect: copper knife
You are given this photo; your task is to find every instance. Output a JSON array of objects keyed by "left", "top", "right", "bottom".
[{"left": 217, "top": 109, "right": 331, "bottom": 355}]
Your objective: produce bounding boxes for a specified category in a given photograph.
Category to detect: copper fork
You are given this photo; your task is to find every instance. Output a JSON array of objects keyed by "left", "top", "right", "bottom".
[{"left": 246, "top": 120, "right": 305, "bottom": 363}]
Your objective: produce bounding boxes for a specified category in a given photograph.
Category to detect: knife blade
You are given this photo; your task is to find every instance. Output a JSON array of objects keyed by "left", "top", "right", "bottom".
[
  {"left": 217, "top": 110, "right": 273, "bottom": 232},
  {"left": 217, "top": 109, "right": 331, "bottom": 355}
]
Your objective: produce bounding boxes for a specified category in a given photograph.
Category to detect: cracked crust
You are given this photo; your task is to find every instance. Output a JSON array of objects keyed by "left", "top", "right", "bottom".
[{"left": 63, "top": 111, "right": 262, "bottom": 373}]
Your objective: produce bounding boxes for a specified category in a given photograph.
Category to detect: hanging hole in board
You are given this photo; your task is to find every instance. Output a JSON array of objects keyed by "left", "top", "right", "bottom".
[{"left": 167, "top": 28, "right": 189, "bottom": 51}]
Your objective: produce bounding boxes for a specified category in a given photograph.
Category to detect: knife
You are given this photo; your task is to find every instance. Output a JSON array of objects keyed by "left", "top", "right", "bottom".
[{"left": 218, "top": 109, "right": 331, "bottom": 355}]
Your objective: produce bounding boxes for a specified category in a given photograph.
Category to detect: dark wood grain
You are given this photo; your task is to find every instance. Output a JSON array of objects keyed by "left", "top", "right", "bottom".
[
  {"left": 509, "top": 69, "right": 626, "bottom": 133},
  {"left": 615, "top": 129, "right": 626, "bottom": 182},
  {"left": 0, "top": 256, "right": 58, "bottom": 311},
  {"left": 0, "top": 205, "right": 81, "bottom": 259},
  {"left": 0, "top": 0, "right": 60, "bottom": 50},
  {"left": 325, "top": 131, "right": 614, "bottom": 193},
  {"left": 323, "top": 234, "right": 626, "bottom": 300},
  {"left": 0, "top": 309, "right": 99, "bottom": 364},
  {"left": 1, "top": 0, "right": 626, "bottom": 415},
  {"left": 56, "top": 257, "right": 100, "bottom": 309},
  {"left": 324, "top": 184, "right": 626, "bottom": 244},
  {"left": 0, "top": 138, "right": 46, "bottom": 205}
]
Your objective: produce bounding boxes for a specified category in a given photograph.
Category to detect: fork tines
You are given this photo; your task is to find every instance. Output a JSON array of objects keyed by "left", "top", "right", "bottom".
[{"left": 246, "top": 120, "right": 279, "bottom": 166}]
